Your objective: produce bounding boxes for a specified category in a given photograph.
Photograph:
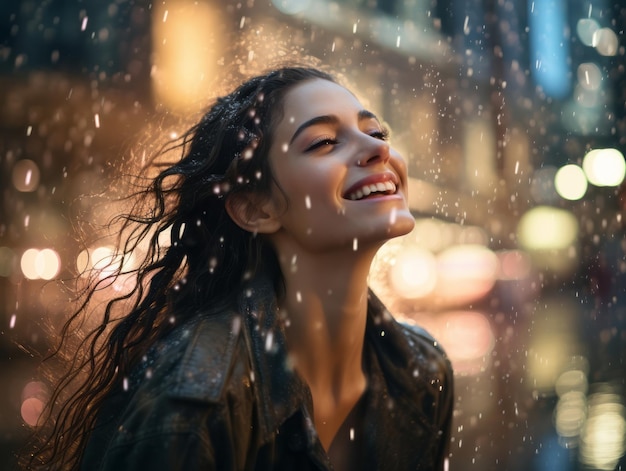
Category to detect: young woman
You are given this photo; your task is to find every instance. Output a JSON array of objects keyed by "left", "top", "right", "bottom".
[{"left": 28, "top": 66, "right": 453, "bottom": 470}]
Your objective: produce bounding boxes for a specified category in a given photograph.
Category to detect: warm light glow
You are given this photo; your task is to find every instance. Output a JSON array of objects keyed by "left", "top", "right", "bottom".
[
  {"left": 12, "top": 159, "right": 40, "bottom": 192},
  {"left": 77, "top": 245, "right": 134, "bottom": 279},
  {"left": 555, "top": 164, "right": 588, "bottom": 200},
  {"left": 554, "top": 365, "right": 589, "bottom": 446},
  {"left": 555, "top": 391, "right": 587, "bottom": 441},
  {"left": 517, "top": 206, "right": 578, "bottom": 251},
  {"left": 580, "top": 391, "right": 626, "bottom": 470},
  {"left": 152, "top": 2, "right": 224, "bottom": 112},
  {"left": 435, "top": 245, "right": 498, "bottom": 304},
  {"left": 432, "top": 310, "right": 495, "bottom": 375},
  {"left": 20, "top": 248, "right": 61, "bottom": 280},
  {"left": 21, "top": 381, "right": 48, "bottom": 427},
  {"left": 497, "top": 250, "right": 532, "bottom": 280},
  {"left": 583, "top": 148, "right": 626, "bottom": 187},
  {"left": 388, "top": 248, "right": 437, "bottom": 299}
]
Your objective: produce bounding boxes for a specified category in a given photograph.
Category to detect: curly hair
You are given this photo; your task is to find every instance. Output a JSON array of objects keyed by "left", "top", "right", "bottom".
[{"left": 23, "top": 66, "right": 335, "bottom": 469}]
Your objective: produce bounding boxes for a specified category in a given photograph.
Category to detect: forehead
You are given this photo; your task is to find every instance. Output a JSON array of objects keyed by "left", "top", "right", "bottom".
[{"left": 279, "top": 79, "right": 365, "bottom": 125}]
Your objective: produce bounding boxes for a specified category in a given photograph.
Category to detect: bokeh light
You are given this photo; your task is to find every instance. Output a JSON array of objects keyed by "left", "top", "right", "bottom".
[
  {"left": 577, "top": 62, "right": 602, "bottom": 91},
  {"left": 497, "top": 249, "right": 532, "bottom": 280},
  {"left": 425, "top": 310, "right": 495, "bottom": 375},
  {"left": 517, "top": 206, "right": 578, "bottom": 251},
  {"left": 582, "top": 148, "right": 626, "bottom": 187},
  {"left": 555, "top": 164, "right": 588, "bottom": 200},
  {"left": 576, "top": 18, "right": 600, "bottom": 46},
  {"left": 20, "top": 248, "right": 61, "bottom": 280},
  {"left": 20, "top": 381, "right": 48, "bottom": 427},
  {"left": 435, "top": 245, "right": 498, "bottom": 304},
  {"left": 389, "top": 247, "right": 437, "bottom": 299},
  {"left": 152, "top": 1, "right": 224, "bottom": 112},
  {"left": 592, "top": 28, "right": 619, "bottom": 56},
  {"left": 11, "top": 159, "right": 40, "bottom": 192},
  {"left": 580, "top": 390, "right": 626, "bottom": 470}
]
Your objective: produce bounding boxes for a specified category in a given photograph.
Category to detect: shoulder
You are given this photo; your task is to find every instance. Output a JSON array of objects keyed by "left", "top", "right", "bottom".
[{"left": 132, "top": 308, "right": 249, "bottom": 403}]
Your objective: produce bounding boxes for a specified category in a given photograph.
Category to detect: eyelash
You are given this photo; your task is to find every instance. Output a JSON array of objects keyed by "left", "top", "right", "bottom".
[{"left": 305, "top": 128, "right": 389, "bottom": 152}]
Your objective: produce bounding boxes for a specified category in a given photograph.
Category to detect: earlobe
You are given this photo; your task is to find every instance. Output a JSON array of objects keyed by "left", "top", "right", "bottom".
[{"left": 225, "top": 193, "right": 282, "bottom": 234}]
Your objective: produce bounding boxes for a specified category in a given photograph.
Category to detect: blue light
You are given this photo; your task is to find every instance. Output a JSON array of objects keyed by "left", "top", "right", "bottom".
[{"left": 528, "top": 0, "right": 572, "bottom": 99}]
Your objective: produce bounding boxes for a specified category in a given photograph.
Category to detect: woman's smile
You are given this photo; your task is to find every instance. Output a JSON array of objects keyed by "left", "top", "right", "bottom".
[{"left": 266, "top": 78, "right": 415, "bottom": 253}]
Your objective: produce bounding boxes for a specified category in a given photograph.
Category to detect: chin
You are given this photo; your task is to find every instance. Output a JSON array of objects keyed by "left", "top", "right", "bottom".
[{"left": 386, "top": 209, "right": 415, "bottom": 238}]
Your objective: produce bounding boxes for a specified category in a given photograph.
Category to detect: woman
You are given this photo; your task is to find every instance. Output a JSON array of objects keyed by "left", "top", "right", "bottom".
[{"left": 28, "top": 66, "right": 453, "bottom": 470}]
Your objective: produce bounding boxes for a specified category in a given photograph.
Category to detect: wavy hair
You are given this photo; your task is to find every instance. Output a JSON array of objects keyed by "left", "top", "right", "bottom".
[{"left": 24, "top": 66, "right": 335, "bottom": 469}]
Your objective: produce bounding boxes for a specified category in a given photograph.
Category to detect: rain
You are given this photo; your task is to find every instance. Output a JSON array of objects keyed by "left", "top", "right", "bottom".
[{"left": 1, "top": 0, "right": 625, "bottom": 470}]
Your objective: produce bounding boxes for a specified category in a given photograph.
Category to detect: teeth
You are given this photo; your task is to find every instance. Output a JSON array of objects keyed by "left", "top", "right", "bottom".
[{"left": 348, "top": 181, "right": 397, "bottom": 200}]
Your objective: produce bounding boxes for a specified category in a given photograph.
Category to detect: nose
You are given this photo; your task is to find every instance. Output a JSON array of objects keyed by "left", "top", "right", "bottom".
[{"left": 356, "top": 134, "right": 391, "bottom": 167}]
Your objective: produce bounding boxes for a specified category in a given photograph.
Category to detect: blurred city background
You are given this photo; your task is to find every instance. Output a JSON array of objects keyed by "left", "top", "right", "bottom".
[{"left": 1, "top": 0, "right": 625, "bottom": 469}]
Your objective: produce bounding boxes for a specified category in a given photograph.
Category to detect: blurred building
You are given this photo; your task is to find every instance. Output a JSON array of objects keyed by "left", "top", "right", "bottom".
[{"left": 1, "top": 0, "right": 625, "bottom": 469}]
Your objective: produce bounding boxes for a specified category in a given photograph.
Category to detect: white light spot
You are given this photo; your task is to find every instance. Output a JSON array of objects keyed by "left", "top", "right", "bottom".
[
  {"left": 26, "top": 126, "right": 32, "bottom": 136},
  {"left": 305, "top": 195, "right": 311, "bottom": 209},
  {"left": 162, "top": 10, "right": 168, "bottom": 22},
  {"left": 389, "top": 208, "right": 397, "bottom": 225},
  {"left": 353, "top": 238, "right": 358, "bottom": 251},
  {"left": 94, "top": 113, "right": 100, "bottom": 128},
  {"left": 9, "top": 314, "right": 16, "bottom": 329},
  {"left": 81, "top": 17, "right": 88, "bottom": 31},
  {"left": 265, "top": 331, "right": 275, "bottom": 352},
  {"left": 122, "top": 377, "right": 129, "bottom": 391},
  {"left": 239, "top": 16, "right": 246, "bottom": 29},
  {"left": 296, "top": 291, "right": 302, "bottom": 303},
  {"left": 349, "top": 427, "right": 355, "bottom": 440}
]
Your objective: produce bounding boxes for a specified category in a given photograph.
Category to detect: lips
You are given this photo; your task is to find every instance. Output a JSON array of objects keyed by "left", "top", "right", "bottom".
[{"left": 343, "top": 173, "right": 399, "bottom": 201}]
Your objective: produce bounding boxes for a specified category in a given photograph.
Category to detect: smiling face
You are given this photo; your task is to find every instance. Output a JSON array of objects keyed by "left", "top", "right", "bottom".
[{"left": 265, "top": 78, "right": 415, "bottom": 254}]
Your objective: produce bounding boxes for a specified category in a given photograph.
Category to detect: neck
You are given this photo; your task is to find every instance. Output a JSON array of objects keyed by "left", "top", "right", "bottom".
[{"left": 276, "top": 243, "right": 379, "bottom": 400}]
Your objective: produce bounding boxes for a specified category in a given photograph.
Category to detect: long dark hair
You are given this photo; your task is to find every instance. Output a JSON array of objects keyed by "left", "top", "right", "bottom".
[{"left": 24, "top": 66, "right": 335, "bottom": 469}]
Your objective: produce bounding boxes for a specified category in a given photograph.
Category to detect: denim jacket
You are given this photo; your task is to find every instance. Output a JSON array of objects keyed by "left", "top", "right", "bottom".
[{"left": 81, "top": 276, "right": 454, "bottom": 470}]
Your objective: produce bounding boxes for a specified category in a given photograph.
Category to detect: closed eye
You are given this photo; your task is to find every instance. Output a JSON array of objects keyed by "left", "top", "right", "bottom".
[
  {"left": 369, "top": 127, "right": 389, "bottom": 141},
  {"left": 305, "top": 136, "right": 338, "bottom": 152}
]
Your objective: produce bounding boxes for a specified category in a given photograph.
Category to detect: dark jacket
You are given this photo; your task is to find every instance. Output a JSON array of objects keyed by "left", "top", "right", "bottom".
[{"left": 81, "top": 277, "right": 454, "bottom": 470}]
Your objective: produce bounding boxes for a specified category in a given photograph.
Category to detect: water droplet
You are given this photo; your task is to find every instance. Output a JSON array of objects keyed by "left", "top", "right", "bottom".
[
  {"left": 265, "top": 331, "right": 274, "bottom": 351},
  {"left": 305, "top": 195, "right": 311, "bottom": 209},
  {"left": 353, "top": 238, "right": 358, "bottom": 251}
]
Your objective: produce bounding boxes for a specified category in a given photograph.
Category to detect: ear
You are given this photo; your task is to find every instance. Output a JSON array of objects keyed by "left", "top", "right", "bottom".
[{"left": 225, "top": 192, "right": 282, "bottom": 234}]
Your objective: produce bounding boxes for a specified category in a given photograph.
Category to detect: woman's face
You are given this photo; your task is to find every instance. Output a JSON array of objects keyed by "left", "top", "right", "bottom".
[{"left": 266, "top": 78, "right": 415, "bottom": 254}]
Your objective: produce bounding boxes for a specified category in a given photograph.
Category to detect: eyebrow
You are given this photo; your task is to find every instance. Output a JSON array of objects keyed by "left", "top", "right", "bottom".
[{"left": 289, "top": 109, "right": 381, "bottom": 144}]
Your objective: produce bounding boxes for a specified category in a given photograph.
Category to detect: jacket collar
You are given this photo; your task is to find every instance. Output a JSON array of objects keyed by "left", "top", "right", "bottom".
[{"left": 238, "top": 275, "right": 311, "bottom": 437}]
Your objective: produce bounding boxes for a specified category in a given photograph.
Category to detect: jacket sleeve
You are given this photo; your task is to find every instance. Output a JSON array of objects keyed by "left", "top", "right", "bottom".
[
  {"left": 92, "top": 393, "right": 255, "bottom": 471},
  {"left": 85, "top": 325, "right": 257, "bottom": 471}
]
